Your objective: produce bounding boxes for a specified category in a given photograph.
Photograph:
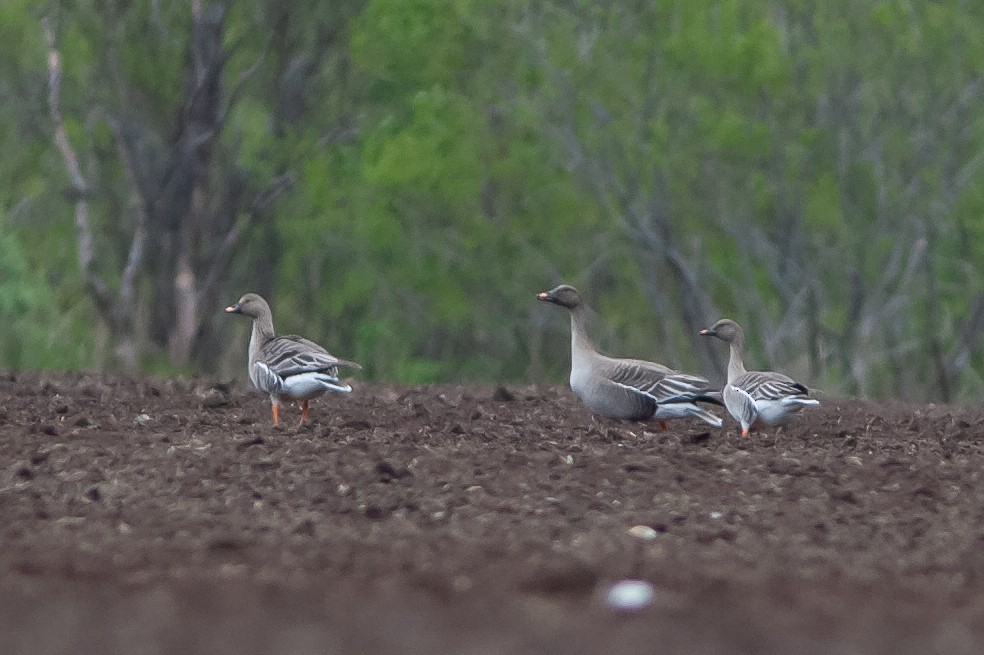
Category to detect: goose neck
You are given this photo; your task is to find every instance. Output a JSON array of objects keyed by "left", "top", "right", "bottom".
[{"left": 727, "top": 338, "right": 747, "bottom": 384}]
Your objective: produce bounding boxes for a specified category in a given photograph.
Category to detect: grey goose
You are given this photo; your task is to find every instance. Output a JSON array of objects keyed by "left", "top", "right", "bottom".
[
  {"left": 226, "top": 293, "right": 361, "bottom": 425},
  {"left": 699, "top": 318, "right": 818, "bottom": 437},
  {"left": 537, "top": 284, "right": 723, "bottom": 428}
]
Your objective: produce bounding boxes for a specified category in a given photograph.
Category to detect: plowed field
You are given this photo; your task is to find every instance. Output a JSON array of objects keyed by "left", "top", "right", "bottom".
[{"left": 2, "top": 373, "right": 984, "bottom": 654}]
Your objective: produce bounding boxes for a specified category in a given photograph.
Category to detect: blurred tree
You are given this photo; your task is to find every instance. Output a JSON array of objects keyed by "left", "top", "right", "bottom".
[
  {"left": 1, "top": 0, "right": 982, "bottom": 401},
  {"left": 41, "top": 2, "right": 302, "bottom": 369},
  {"left": 268, "top": 0, "right": 612, "bottom": 381},
  {"left": 524, "top": 0, "right": 984, "bottom": 400}
]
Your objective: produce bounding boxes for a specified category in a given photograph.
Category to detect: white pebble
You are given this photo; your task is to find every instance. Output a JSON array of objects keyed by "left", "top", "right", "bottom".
[
  {"left": 709, "top": 511, "right": 723, "bottom": 520},
  {"left": 605, "top": 580, "right": 655, "bottom": 612},
  {"left": 627, "top": 525, "right": 658, "bottom": 540}
]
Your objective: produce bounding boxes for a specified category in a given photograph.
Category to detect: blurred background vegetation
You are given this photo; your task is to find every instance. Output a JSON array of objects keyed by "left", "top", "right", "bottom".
[{"left": 2, "top": 0, "right": 984, "bottom": 401}]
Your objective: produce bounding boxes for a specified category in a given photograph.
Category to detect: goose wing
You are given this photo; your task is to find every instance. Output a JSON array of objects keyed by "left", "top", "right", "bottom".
[
  {"left": 607, "top": 358, "right": 713, "bottom": 403},
  {"left": 259, "top": 335, "right": 362, "bottom": 379},
  {"left": 734, "top": 371, "right": 809, "bottom": 400}
]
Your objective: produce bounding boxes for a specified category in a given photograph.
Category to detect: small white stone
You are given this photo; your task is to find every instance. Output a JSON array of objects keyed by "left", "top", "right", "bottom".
[
  {"left": 134, "top": 414, "right": 151, "bottom": 426},
  {"left": 605, "top": 580, "right": 655, "bottom": 612},
  {"left": 627, "top": 525, "right": 658, "bottom": 540},
  {"left": 709, "top": 511, "right": 724, "bottom": 520}
]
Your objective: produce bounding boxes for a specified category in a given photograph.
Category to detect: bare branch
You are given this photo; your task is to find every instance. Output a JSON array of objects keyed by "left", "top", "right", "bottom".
[
  {"left": 44, "top": 20, "right": 86, "bottom": 195},
  {"left": 43, "top": 17, "right": 113, "bottom": 317},
  {"left": 106, "top": 117, "right": 149, "bottom": 309},
  {"left": 318, "top": 123, "right": 360, "bottom": 148},
  {"left": 250, "top": 171, "right": 295, "bottom": 215},
  {"left": 199, "top": 171, "right": 295, "bottom": 303},
  {"left": 219, "top": 49, "right": 267, "bottom": 126},
  {"left": 945, "top": 292, "right": 984, "bottom": 384}
]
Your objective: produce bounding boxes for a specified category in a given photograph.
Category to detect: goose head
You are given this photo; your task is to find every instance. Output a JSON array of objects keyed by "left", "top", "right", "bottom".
[
  {"left": 699, "top": 318, "right": 745, "bottom": 344},
  {"left": 225, "top": 292, "right": 272, "bottom": 320},
  {"left": 536, "top": 284, "right": 583, "bottom": 310}
]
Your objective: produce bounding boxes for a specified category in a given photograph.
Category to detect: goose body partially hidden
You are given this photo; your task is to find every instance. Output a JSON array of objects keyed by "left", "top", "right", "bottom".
[
  {"left": 537, "top": 285, "right": 723, "bottom": 428},
  {"left": 226, "top": 293, "right": 361, "bottom": 426},
  {"left": 699, "top": 318, "right": 818, "bottom": 437}
]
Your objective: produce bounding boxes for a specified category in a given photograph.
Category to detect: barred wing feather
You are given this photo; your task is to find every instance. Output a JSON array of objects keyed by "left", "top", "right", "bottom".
[
  {"left": 651, "top": 373, "right": 715, "bottom": 403},
  {"left": 260, "top": 336, "right": 362, "bottom": 379},
  {"left": 253, "top": 361, "right": 284, "bottom": 395},
  {"left": 735, "top": 371, "right": 809, "bottom": 400},
  {"left": 608, "top": 361, "right": 712, "bottom": 403}
]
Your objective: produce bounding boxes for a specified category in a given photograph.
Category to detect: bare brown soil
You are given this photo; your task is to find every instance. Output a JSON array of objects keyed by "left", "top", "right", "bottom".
[{"left": 1, "top": 372, "right": 984, "bottom": 654}]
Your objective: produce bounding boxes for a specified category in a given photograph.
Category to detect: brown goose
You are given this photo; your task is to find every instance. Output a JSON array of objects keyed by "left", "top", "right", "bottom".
[
  {"left": 537, "top": 284, "right": 723, "bottom": 428},
  {"left": 699, "top": 318, "right": 818, "bottom": 437},
  {"left": 225, "top": 293, "right": 361, "bottom": 426}
]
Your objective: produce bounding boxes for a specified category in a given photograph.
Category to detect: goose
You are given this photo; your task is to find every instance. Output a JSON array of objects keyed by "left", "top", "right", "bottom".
[
  {"left": 537, "top": 284, "right": 723, "bottom": 428},
  {"left": 225, "top": 293, "right": 361, "bottom": 426},
  {"left": 699, "top": 318, "right": 818, "bottom": 437}
]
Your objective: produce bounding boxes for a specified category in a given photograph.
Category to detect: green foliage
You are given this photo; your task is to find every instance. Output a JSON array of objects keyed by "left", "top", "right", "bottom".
[
  {"left": 1, "top": 0, "right": 984, "bottom": 402},
  {"left": 364, "top": 86, "right": 483, "bottom": 212},
  {"left": 352, "top": 0, "right": 478, "bottom": 88},
  {"left": 803, "top": 173, "right": 845, "bottom": 237},
  {"left": 0, "top": 212, "right": 89, "bottom": 369}
]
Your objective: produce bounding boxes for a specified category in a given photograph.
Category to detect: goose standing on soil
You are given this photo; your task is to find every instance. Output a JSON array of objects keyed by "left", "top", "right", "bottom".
[
  {"left": 699, "top": 319, "right": 818, "bottom": 437},
  {"left": 536, "top": 285, "right": 723, "bottom": 428},
  {"left": 225, "top": 293, "right": 361, "bottom": 426}
]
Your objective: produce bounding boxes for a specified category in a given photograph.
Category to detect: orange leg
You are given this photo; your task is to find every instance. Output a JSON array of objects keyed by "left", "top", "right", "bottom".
[
  {"left": 658, "top": 420, "right": 669, "bottom": 431},
  {"left": 271, "top": 401, "right": 280, "bottom": 426},
  {"left": 299, "top": 400, "right": 310, "bottom": 425},
  {"left": 740, "top": 427, "right": 750, "bottom": 438}
]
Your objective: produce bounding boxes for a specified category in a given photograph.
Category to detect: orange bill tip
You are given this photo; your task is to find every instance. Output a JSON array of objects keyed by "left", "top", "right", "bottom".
[
  {"left": 225, "top": 305, "right": 237, "bottom": 312},
  {"left": 537, "top": 292, "right": 549, "bottom": 299}
]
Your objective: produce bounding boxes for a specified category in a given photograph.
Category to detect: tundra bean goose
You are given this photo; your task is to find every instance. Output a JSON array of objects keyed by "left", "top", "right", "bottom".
[
  {"left": 226, "top": 293, "right": 361, "bottom": 426},
  {"left": 537, "top": 285, "right": 723, "bottom": 428},
  {"left": 699, "top": 318, "right": 818, "bottom": 437}
]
